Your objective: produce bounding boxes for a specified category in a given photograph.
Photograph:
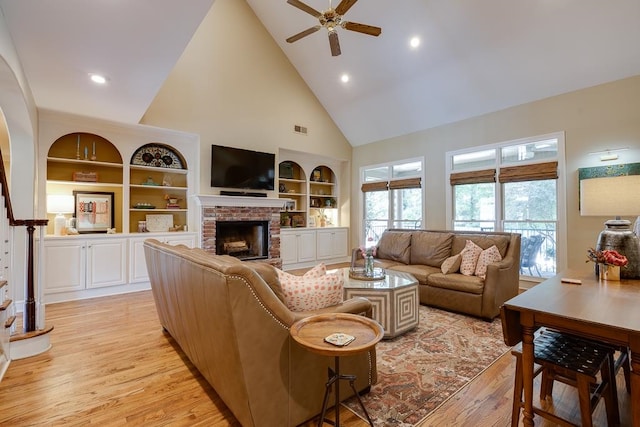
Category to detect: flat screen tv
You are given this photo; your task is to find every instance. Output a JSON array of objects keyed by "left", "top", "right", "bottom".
[{"left": 210, "top": 145, "right": 275, "bottom": 190}]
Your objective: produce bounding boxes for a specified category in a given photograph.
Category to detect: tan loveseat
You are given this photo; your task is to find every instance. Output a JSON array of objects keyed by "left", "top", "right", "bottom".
[
  {"left": 143, "top": 239, "right": 377, "bottom": 427},
  {"left": 360, "top": 229, "right": 520, "bottom": 319}
]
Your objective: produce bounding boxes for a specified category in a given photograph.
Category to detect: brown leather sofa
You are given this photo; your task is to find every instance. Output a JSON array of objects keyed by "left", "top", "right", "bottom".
[
  {"left": 359, "top": 229, "right": 521, "bottom": 319},
  {"left": 143, "top": 239, "right": 377, "bottom": 427}
]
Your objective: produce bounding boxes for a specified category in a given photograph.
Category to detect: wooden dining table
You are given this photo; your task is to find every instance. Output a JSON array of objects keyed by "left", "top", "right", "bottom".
[{"left": 501, "top": 270, "right": 640, "bottom": 426}]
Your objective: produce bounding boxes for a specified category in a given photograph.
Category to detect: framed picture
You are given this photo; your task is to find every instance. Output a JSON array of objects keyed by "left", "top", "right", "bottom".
[
  {"left": 284, "top": 200, "right": 296, "bottom": 211},
  {"left": 307, "top": 216, "right": 316, "bottom": 227},
  {"left": 311, "top": 168, "right": 322, "bottom": 182},
  {"left": 73, "top": 191, "right": 115, "bottom": 233}
]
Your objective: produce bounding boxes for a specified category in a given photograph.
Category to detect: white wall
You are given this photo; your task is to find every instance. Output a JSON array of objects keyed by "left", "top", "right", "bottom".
[
  {"left": 0, "top": 9, "right": 40, "bottom": 309},
  {"left": 140, "top": 0, "right": 352, "bottom": 205},
  {"left": 352, "top": 75, "right": 640, "bottom": 275}
]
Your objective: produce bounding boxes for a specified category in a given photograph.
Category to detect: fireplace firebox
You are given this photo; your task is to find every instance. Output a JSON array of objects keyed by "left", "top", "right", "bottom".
[{"left": 216, "top": 220, "right": 269, "bottom": 260}]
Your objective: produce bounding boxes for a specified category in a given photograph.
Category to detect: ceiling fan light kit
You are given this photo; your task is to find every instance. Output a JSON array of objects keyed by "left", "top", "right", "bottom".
[{"left": 286, "top": 0, "right": 381, "bottom": 56}]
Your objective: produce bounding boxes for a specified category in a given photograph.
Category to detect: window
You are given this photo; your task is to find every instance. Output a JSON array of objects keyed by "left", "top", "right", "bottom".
[
  {"left": 446, "top": 133, "right": 565, "bottom": 279},
  {"left": 361, "top": 159, "right": 424, "bottom": 246}
]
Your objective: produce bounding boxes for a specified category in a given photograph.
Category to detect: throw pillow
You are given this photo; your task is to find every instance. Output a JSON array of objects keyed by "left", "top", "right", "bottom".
[
  {"left": 475, "top": 245, "right": 502, "bottom": 279},
  {"left": 459, "top": 240, "right": 483, "bottom": 276},
  {"left": 277, "top": 270, "right": 344, "bottom": 312},
  {"left": 441, "top": 253, "right": 462, "bottom": 274}
]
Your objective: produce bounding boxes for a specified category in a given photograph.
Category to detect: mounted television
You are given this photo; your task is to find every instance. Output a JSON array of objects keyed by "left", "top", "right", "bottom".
[{"left": 210, "top": 145, "right": 275, "bottom": 191}]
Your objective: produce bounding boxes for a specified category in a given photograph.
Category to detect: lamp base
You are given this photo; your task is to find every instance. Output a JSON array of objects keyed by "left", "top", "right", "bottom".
[
  {"left": 595, "top": 220, "right": 640, "bottom": 279},
  {"left": 53, "top": 214, "right": 66, "bottom": 236}
]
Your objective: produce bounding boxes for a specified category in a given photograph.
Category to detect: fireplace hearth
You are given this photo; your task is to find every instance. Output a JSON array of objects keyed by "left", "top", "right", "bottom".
[{"left": 216, "top": 220, "right": 269, "bottom": 261}]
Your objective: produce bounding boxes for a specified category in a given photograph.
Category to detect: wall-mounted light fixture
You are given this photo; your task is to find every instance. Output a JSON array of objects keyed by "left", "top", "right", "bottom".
[{"left": 588, "top": 147, "right": 630, "bottom": 161}]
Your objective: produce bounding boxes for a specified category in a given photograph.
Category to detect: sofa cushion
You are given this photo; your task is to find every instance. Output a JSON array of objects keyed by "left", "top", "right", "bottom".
[
  {"left": 410, "top": 232, "right": 454, "bottom": 267},
  {"left": 441, "top": 254, "right": 462, "bottom": 274},
  {"left": 427, "top": 273, "right": 485, "bottom": 294},
  {"left": 387, "top": 264, "right": 440, "bottom": 284},
  {"left": 474, "top": 245, "right": 502, "bottom": 279},
  {"left": 277, "top": 266, "right": 344, "bottom": 312},
  {"left": 460, "top": 240, "right": 483, "bottom": 276},
  {"left": 452, "top": 234, "right": 511, "bottom": 258},
  {"left": 376, "top": 231, "right": 412, "bottom": 264}
]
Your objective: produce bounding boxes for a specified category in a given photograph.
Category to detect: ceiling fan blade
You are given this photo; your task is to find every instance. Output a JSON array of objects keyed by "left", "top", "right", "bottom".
[
  {"left": 328, "top": 30, "right": 341, "bottom": 56},
  {"left": 286, "top": 25, "right": 322, "bottom": 43},
  {"left": 287, "top": 0, "right": 322, "bottom": 18},
  {"left": 343, "top": 21, "right": 382, "bottom": 36},
  {"left": 334, "top": 0, "right": 358, "bottom": 16}
]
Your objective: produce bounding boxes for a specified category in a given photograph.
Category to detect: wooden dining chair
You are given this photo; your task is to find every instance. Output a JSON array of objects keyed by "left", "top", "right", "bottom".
[{"left": 510, "top": 329, "right": 620, "bottom": 427}]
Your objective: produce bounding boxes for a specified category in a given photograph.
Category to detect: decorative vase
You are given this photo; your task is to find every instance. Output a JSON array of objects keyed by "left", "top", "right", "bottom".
[
  {"left": 599, "top": 264, "right": 620, "bottom": 281},
  {"left": 365, "top": 254, "right": 374, "bottom": 277}
]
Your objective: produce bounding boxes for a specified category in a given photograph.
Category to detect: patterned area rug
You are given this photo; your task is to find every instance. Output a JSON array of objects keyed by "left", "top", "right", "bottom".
[{"left": 344, "top": 305, "right": 509, "bottom": 426}]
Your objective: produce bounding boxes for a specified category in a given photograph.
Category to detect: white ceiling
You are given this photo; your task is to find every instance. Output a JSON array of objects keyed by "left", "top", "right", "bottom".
[{"left": 2, "top": 0, "right": 640, "bottom": 147}]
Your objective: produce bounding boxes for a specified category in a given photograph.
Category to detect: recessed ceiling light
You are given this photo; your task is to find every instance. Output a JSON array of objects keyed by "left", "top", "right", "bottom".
[
  {"left": 89, "top": 73, "right": 107, "bottom": 84},
  {"left": 410, "top": 37, "right": 421, "bottom": 49},
  {"left": 341, "top": 74, "right": 350, "bottom": 83}
]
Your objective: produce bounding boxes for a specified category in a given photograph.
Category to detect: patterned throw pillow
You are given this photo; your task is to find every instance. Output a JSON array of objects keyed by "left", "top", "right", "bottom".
[
  {"left": 459, "top": 240, "right": 483, "bottom": 276},
  {"left": 276, "top": 264, "right": 344, "bottom": 312},
  {"left": 474, "top": 245, "right": 502, "bottom": 279},
  {"left": 441, "top": 253, "right": 462, "bottom": 274}
]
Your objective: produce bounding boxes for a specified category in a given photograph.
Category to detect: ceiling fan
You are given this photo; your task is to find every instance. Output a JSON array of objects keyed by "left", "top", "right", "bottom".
[{"left": 285, "top": 0, "right": 382, "bottom": 56}]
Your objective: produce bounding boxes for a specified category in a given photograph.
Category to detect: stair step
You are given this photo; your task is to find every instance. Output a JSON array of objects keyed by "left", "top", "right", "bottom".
[
  {"left": 0, "top": 298, "right": 11, "bottom": 311},
  {"left": 5, "top": 315, "right": 15, "bottom": 329},
  {"left": 0, "top": 279, "right": 7, "bottom": 289},
  {"left": 10, "top": 325, "right": 54, "bottom": 342}
]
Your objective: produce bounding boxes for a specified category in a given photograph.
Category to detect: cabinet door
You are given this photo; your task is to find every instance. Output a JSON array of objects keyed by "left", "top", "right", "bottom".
[
  {"left": 280, "top": 232, "right": 299, "bottom": 265},
  {"left": 129, "top": 238, "right": 150, "bottom": 284},
  {"left": 316, "top": 230, "right": 334, "bottom": 259},
  {"left": 316, "top": 229, "right": 348, "bottom": 260},
  {"left": 44, "top": 240, "right": 85, "bottom": 293},
  {"left": 130, "top": 234, "right": 196, "bottom": 284},
  {"left": 297, "top": 231, "right": 317, "bottom": 262},
  {"left": 87, "top": 239, "right": 127, "bottom": 289},
  {"left": 331, "top": 228, "right": 348, "bottom": 258}
]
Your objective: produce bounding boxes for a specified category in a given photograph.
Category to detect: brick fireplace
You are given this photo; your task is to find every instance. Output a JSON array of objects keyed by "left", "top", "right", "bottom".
[{"left": 194, "top": 195, "right": 284, "bottom": 268}]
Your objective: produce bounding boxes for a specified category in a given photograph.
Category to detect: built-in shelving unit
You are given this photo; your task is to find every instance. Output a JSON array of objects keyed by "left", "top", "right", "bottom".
[{"left": 278, "top": 161, "right": 307, "bottom": 227}]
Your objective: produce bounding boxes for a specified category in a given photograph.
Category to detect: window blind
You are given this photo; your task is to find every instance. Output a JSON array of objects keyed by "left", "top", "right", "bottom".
[
  {"left": 449, "top": 169, "right": 496, "bottom": 185},
  {"left": 498, "top": 161, "right": 558, "bottom": 183}
]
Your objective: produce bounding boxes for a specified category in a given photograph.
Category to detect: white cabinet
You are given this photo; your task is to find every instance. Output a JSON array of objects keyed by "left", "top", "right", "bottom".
[
  {"left": 281, "top": 229, "right": 317, "bottom": 266},
  {"left": 281, "top": 228, "right": 349, "bottom": 269},
  {"left": 316, "top": 228, "right": 348, "bottom": 260},
  {"left": 129, "top": 233, "right": 196, "bottom": 283},
  {"left": 44, "top": 237, "right": 127, "bottom": 294}
]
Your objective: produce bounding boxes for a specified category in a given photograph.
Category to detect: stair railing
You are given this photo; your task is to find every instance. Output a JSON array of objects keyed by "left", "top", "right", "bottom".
[{"left": 0, "top": 149, "right": 48, "bottom": 332}]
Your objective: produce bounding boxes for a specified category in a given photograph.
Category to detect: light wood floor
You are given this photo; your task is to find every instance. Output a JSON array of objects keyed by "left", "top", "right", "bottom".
[{"left": 0, "top": 290, "right": 632, "bottom": 426}]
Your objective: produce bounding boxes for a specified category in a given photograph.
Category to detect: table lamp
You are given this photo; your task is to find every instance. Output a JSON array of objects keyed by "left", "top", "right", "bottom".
[
  {"left": 580, "top": 175, "right": 640, "bottom": 279},
  {"left": 47, "top": 194, "right": 75, "bottom": 236}
]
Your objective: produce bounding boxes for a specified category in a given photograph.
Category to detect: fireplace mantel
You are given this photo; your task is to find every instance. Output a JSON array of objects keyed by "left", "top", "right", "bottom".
[{"left": 194, "top": 194, "right": 286, "bottom": 208}]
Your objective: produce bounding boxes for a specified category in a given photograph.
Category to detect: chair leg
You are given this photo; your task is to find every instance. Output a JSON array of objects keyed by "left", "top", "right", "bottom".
[
  {"left": 576, "top": 374, "right": 594, "bottom": 427},
  {"left": 620, "top": 349, "right": 631, "bottom": 394},
  {"left": 511, "top": 352, "right": 523, "bottom": 427},
  {"left": 602, "top": 353, "right": 621, "bottom": 426}
]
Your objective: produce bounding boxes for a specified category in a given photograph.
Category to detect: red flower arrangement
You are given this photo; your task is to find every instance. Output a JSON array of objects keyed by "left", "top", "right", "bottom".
[{"left": 586, "top": 248, "right": 628, "bottom": 267}]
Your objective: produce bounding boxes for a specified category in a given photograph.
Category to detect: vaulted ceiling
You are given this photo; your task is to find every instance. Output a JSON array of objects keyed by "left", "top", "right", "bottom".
[{"left": 1, "top": 0, "right": 639, "bottom": 147}]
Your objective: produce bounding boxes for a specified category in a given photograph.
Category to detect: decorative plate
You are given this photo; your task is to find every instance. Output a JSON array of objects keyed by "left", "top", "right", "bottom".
[
  {"left": 131, "top": 143, "right": 184, "bottom": 169},
  {"left": 145, "top": 214, "right": 174, "bottom": 232}
]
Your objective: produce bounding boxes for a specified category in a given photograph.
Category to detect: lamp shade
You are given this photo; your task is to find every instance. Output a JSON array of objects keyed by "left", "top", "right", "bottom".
[
  {"left": 580, "top": 175, "right": 640, "bottom": 216},
  {"left": 47, "top": 195, "right": 74, "bottom": 214}
]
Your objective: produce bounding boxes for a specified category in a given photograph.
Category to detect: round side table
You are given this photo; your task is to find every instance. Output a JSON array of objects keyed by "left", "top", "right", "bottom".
[{"left": 290, "top": 313, "right": 383, "bottom": 427}]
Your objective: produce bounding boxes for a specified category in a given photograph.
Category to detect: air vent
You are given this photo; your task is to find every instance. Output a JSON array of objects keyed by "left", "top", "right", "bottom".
[{"left": 294, "top": 125, "right": 308, "bottom": 135}]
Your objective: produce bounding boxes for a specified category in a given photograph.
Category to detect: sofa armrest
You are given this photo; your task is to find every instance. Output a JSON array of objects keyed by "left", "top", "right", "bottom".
[
  {"left": 292, "top": 296, "right": 373, "bottom": 322},
  {"left": 481, "top": 256, "right": 520, "bottom": 319}
]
